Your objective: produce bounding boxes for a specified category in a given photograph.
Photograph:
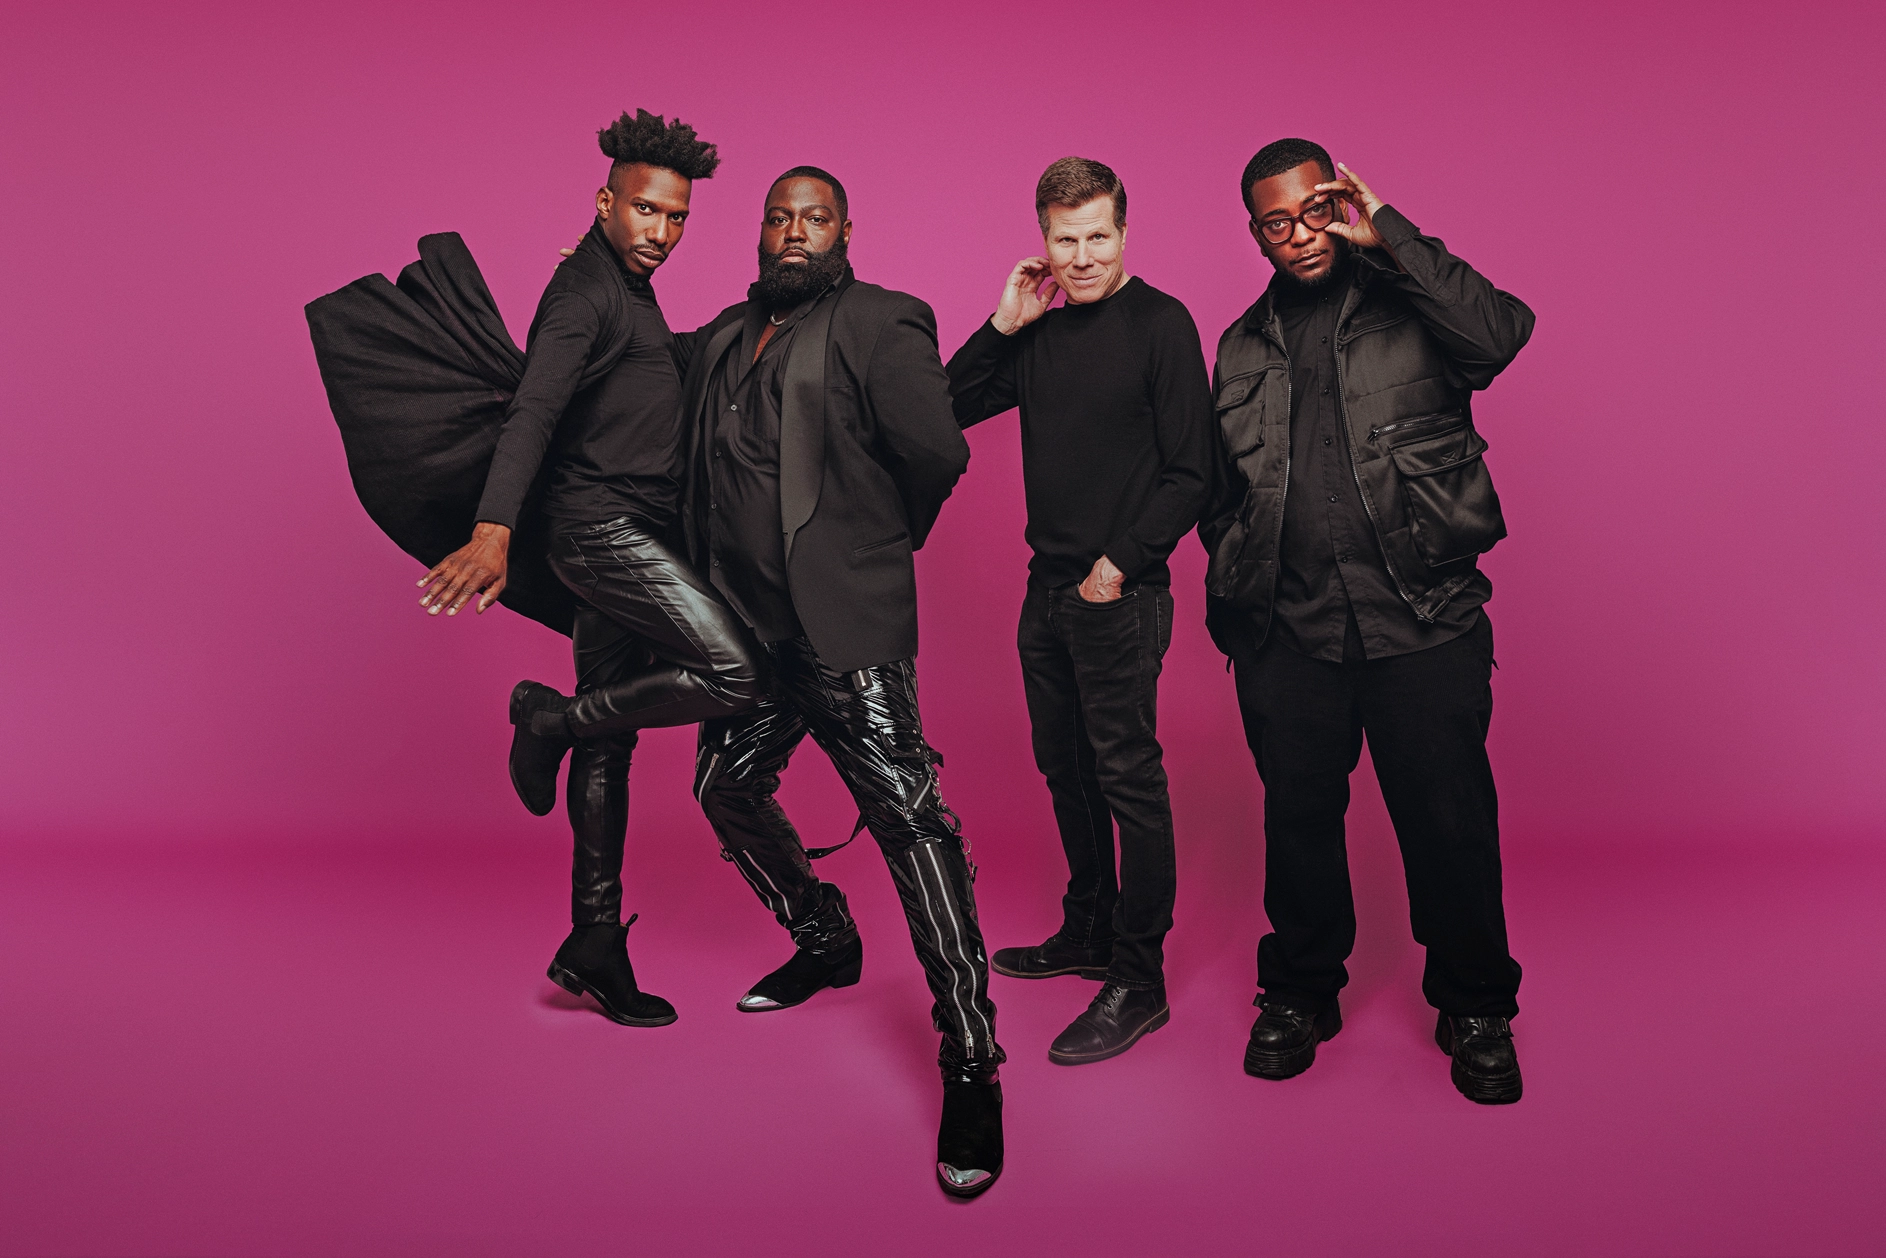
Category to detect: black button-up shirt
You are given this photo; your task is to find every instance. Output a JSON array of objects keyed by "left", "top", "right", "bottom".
[
  {"left": 1271, "top": 264, "right": 1486, "bottom": 661},
  {"left": 703, "top": 293, "right": 824, "bottom": 642}
]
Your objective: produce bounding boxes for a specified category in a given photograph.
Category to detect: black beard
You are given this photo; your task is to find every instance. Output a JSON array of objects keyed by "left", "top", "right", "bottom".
[
  {"left": 754, "top": 238, "right": 849, "bottom": 310},
  {"left": 1275, "top": 237, "right": 1351, "bottom": 293}
]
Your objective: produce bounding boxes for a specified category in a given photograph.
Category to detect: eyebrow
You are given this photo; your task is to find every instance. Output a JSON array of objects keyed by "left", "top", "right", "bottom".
[{"left": 767, "top": 204, "right": 835, "bottom": 215}]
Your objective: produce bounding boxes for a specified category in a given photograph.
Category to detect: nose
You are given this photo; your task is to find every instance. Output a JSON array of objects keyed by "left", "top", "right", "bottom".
[
  {"left": 1291, "top": 218, "right": 1318, "bottom": 247},
  {"left": 784, "top": 217, "right": 808, "bottom": 243},
  {"left": 1073, "top": 241, "right": 1092, "bottom": 268},
  {"left": 649, "top": 217, "right": 674, "bottom": 246}
]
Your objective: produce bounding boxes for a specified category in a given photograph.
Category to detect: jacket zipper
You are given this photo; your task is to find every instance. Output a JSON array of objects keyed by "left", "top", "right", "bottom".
[
  {"left": 1369, "top": 411, "right": 1462, "bottom": 442},
  {"left": 1334, "top": 338, "right": 1428, "bottom": 620}
]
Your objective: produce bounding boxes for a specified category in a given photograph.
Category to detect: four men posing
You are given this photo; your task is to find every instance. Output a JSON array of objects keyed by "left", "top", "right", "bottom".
[{"left": 311, "top": 110, "right": 1535, "bottom": 1201}]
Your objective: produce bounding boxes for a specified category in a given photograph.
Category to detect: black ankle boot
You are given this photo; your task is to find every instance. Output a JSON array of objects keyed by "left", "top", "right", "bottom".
[
  {"left": 991, "top": 932, "right": 1112, "bottom": 980},
  {"left": 509, "top": 680, "right": 574, "bottom": 817},
  {"left": 936, "top": 1072, "right": 1003, "bottom": 1199},
  {"left": 1436, "top": 1013, "right": 1523, "bottom": 1104},
  {"left": 1243, "top": 996, "right": 1341, "bottom": 1079},
  {"left": 736, "top": 937, "right": 864, "bottom": 1012},
  {"left": 1047, "top": 982, "right": 1170, "bottom": 1065},
  {"left": 546, "top": 917, "right": 676, "bottom": 1027}
]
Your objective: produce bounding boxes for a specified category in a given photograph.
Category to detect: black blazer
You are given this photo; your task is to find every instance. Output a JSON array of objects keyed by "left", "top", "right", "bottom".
[{"left": 676, "top": 271, "right": 969, "bottom": 673}]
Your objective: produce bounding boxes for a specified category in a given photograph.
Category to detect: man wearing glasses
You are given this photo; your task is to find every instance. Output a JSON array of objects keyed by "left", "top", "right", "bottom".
[{"left": 1201, "top": 138, "right": 1535, "bottom": 1102}]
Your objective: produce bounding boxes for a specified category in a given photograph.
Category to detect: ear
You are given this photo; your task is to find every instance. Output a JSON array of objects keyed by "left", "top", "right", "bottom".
[
  {"left": 596, "top": 186, "right": 613, "bottom": 220},
  {"left": 840, "top": 219, "right": 853, "bottom": 246},
  {"left": 1248, "top": 219, "right": 1265, "bottom": 248},
  {"left": 1118, "top": 223, "right": 1128, "bottom": 249}
]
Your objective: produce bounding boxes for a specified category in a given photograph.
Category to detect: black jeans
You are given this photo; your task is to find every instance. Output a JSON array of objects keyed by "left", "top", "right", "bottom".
[
  {"left": 1233, "top": 612, "right": 1521, "bottom": 1017},
  {"left": 1016, "top": 584, "right": 1177, "bottom": 990},
  {"left": 547, "top": 517, "right": 764, "bottom": 926},
  {"left": 695, "top": 638, "right": 1004, "bottom": 1076}
]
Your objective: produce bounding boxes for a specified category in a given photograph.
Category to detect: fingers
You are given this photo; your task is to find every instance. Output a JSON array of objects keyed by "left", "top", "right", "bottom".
[
  {"left": 1336, "top": 162, "right": 1378, "bottom": 204},
  {"left": 1036, "top": 277, "right": 1060, "bottom": 306},
  {"left": 475, "top": 574, "right": 507, "bottom": 613},
  {"left": 1323, "top": 219, "right": 1357, "bottom": 242}
]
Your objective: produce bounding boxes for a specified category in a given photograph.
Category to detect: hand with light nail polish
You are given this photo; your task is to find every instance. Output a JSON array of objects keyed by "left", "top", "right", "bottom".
[{"left": 416, "top": 521, "right": 510, "bottom": 617}]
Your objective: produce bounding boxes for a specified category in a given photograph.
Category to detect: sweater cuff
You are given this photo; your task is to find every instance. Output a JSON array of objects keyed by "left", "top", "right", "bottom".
[
  {"left": 1104, "top": 535, "right": 1153, "bottom": 583},
  {"left": 472, "top": 490, "right": 522, "bottom": 533}
]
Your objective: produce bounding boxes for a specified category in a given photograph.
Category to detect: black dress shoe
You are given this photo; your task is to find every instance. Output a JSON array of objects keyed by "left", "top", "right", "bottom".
[
  {"left": 991, "top": 933, "right": 1112, "bottom": 980},
  {"left": 1436, "top": 1013, "right": 1523, "bottom": 1104},
  {"left": 1047, "top": 982, "right": 1170, "bottom": 1065},
  {"left": 509, "top": 680, "right": 573, "bottom": 817},
  {"left": 736, "top": 937, "right": 864, "bottom": 1012},
  {"left": 546, "top": 918, "right": 677, "bottom": 1027},
  {"left": 936, "top": 1073, "right": 1003, "bottom": 1199},
  {"left": 1243, "top": 997, "right": 1342, "bottom": 1079}
]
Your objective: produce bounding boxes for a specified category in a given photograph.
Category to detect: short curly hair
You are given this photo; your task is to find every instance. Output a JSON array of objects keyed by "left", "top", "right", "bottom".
[
  {"left": 1239, "top": 138, "right": 1334, "bottom": 217},
  {"left": 597, "top": 108, "right": 721, "bottom": 187}
]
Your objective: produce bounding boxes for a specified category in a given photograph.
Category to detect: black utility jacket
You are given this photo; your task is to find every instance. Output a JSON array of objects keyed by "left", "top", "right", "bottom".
[
  {"left": 1200, "top": 205, "right": 1534, "bottom": 657},
  {"left": 675, "top": 270, "right": 970, "bottom": 673}
]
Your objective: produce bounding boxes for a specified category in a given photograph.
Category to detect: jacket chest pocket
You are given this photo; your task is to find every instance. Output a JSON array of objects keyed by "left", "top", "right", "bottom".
[
  {"left": 1382, "top": 413, "right": 1507, "bottom": 566},
  {"left": 1215, "top": 368, "right": 1275, "bottom": 461}
]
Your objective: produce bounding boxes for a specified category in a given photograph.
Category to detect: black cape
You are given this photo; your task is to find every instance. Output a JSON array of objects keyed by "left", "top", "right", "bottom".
[{"left": 305, "top": 232, "right": 628, "bottom": 636}]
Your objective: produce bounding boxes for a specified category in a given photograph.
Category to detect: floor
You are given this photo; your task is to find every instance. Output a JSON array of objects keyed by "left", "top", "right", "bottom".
[{"left": 3, "top": 809, "right": 1881, "bottom": 1256}]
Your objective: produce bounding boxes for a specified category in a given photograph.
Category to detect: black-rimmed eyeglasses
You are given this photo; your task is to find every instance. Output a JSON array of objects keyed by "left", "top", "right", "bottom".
[{"left": 1255, "top": 197, "right": 1338, "bottom": 245}]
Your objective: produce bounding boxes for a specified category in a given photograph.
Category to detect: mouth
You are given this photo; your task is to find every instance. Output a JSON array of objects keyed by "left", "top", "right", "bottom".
[
  {"left": 634, "top": 247, "right": 666, "bottom": 266},
  {"left": 1290, "top": 250, "right": 1326, "bottom": 270},
  {"left": 776, "top": 250, "right": 809, "bottom": 265}
]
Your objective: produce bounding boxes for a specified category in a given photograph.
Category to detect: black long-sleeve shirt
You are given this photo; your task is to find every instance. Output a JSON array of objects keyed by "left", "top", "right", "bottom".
[
  {"left": 1271, "top": 261, "right": 1486, "bottom": 661},
  {"left": 702, "top": 291, "right": 826, "bottom": 642},
  {"left": 473, "top": 222, "right": 684, "bottom": 533},
  {"left": 946, "top": 276, "right": 1214, "bottom": 589}
]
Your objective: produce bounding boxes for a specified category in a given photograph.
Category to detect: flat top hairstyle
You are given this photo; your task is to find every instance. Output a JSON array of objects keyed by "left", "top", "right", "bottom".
[
  {"left": 1240, "top": 138, "right": 1336, "bottom": 217},
  {"left": 1035, "top": 156, "right": 1126, "bottom": 233},
  {"left": 770, "top": 165, "right": 848, "bottom": 221},
  {"left": 597, "top": 108, "right": 721, "bottom": 189}
]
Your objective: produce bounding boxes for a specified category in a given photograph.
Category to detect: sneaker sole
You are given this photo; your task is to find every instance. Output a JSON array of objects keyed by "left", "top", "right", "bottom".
[
  {"left": 991, "top": 960, "right": 1110, "bottom": 981},
  {"left": 547, "top": 963, "right": 678, "bottom": 1027},
  {"left": 1047, "top": 1005, "right": 1171, "bottom": 1065}
]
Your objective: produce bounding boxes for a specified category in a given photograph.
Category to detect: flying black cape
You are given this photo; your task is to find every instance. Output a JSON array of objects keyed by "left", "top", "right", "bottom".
[{"left": 305, "top": 233, "right": 611, "bottom": 636}]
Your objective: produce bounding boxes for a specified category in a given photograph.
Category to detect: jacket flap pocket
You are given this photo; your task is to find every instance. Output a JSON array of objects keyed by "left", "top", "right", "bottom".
[
  {"left": 1215, "top": 373, "right": 1260, "bottom": 410},
  {"left": 1338, "top": 307, "right": 1412, "bottom": 345},
  {"left": 1388, "top": 426, "right": 1489, "bottom": 477}
]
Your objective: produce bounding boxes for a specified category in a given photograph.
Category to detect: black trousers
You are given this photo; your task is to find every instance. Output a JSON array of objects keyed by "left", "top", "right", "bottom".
[
  {"left": 1016, "top": 584, "right": 1177, "bottom": 990},
  {"left": 1233, "top": 612, "right": 1521, "bottom": 1017},
  {"left": 546, "top": 517, "right": 764, "bottom": 926},
  {"left": 695, "top": 637, "right": 1004, "bottom": 1076}
]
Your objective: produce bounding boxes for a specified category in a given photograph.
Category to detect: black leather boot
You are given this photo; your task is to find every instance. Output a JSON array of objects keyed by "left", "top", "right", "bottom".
[
  {"left": 509, "top": 680, "right": 574, "bottom": 817},
  {"left": 546, "top": 917, "right": 676, "bottom": 1027},
  {"left": 1436, "top": 1013, "right": 1523, "bottom": 1104},
  {"left": 1243, "top": 997, "right": 1342, "bottom": 1079},
  {"left": 736, "top": 936, "right": 864, "bottom": 1012},
  {"left": 1048, "top": 982, "right": 1170, "bottom": 1065},
  {"left": 936, "top": 1071, "right": 1003, "bottom": 1199},
  {"left": 991, "top": 932, "right": 1112, "bottom": 980}
]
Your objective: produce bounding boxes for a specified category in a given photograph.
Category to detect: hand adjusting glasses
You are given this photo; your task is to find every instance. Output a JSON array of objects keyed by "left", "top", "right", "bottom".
[{"left": 1256, "top": 196, "right": 1340, "bottom": 245}]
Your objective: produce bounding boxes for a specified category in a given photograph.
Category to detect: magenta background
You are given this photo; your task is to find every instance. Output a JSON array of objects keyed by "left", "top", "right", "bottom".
[{"left": 2, "top": 2, "right": 1883, "bottom": 1255}]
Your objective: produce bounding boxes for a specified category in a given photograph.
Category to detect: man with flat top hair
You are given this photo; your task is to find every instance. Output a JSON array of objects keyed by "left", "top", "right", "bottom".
[
  {"left": 1202, "top": 137, "right": 1534, "bottom": 1102},
  {"left": 417, "top": 110, "right": 765, "bottom": 1030},
  {"left": 948, "top": 156, "right": 1215, "bottom": 1067}
]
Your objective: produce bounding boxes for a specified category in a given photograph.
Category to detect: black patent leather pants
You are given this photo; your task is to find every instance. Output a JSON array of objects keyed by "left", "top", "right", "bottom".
[
  {"left": 695, "top": 637, "right": 1005, "bottom": 1076},
  {"left": 549, "top": 517, "right": 766, "bottom": 925}
]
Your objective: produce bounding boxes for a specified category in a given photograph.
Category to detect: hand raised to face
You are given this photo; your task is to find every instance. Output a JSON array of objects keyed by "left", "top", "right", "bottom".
[
  {"left": 1315, "top": 162, "right": 1390, "bottom": 252},
  {"left": 991, "top": 257, "right": 1059, "bottom": 335}
]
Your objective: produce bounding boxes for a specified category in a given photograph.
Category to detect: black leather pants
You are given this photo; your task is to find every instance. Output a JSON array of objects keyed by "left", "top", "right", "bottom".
[
  {"left": 549, "top": 517, "right": 765, "bottom": 926},
  {"left": 549, "top": 518, "right": 766, "bottom": 740},
  {"left": 695, "top": 637, "right": 1005, "bottom": 1075}
]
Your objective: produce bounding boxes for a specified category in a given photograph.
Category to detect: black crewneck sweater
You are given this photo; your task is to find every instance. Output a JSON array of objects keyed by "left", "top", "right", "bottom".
[{"left": 945, "top": 276, "right": 1214, "bottom": 589}]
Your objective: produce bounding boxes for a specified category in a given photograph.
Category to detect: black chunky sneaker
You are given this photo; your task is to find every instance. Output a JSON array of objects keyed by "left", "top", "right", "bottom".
[
  {"left": 936, "top": 1072, "right": 1003, "bottom": 1199},
  {"left": 508, "top": 680, "right": 573, "bottom": 817},
  {"left": 546, "top": 917, "right": 676, "bottom": 1027},
  {"left": 735, "top": 937, "right": 864, "bottom": 1012},
  {"left": 1436, "top": 1013, "right": 1523, "bottom": 1104},
  {"left": 1243, "top": 997, "right": 1342, "bottom": 1079},
  {"left": 991, "top": 933, "right": 1112, "bottom": 981},
  {"left": 1047, "top": 982, "right": 1170, "bottom": 1065}
]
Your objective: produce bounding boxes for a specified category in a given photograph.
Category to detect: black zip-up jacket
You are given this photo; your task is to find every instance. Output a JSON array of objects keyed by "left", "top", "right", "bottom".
[{"left": 1200, "top": 205, "right": 1534, "bottom": 657}]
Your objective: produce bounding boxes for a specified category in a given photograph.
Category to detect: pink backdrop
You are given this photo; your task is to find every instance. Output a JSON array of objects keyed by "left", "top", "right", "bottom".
[{"left": 3, "top": 2, "right": 1883, "bottom": 1255}]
